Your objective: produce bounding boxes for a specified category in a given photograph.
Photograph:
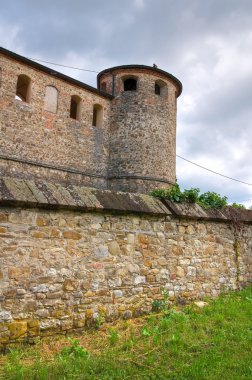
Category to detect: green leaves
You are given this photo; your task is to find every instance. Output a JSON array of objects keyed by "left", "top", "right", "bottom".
[
  {"left": 198, "top": 192, "right": 228, "bottom": 209},
  {"left": 151, "top": 184, "right": 231, "bottom": 209},
  {"left": 60, "top": 339, "right": 89, "bottom": 359}
]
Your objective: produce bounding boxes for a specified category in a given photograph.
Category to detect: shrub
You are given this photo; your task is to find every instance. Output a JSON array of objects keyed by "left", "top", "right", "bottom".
[
  {"left": 150, "top": 184, "right": 229, "bottom": 209},
  {"left": 198, "top": 192, "right": 228, "bottom": 209},
  {"left": 231, "top": 203, "right": 245, "bottom": 209},
  {"left": 150, "top": 184, "right": 184, "bottom": 201},
  {"left": 183, "top": 188, "right": 200, "bottom": 203}
]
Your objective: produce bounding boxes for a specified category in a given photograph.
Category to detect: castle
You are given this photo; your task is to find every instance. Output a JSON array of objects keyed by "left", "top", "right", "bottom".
[
  {"left": 0, "top": 48, "right": 251, "bottom": 346},
  {"left": 0, "top": 47, "right": 182, "bottom": 193}
]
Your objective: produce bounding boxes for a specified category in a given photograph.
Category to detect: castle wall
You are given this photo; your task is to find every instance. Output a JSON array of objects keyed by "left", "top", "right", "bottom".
[
  {"left": 0, "top": 53, "right": 111, "bottom": 188},
  {"left": 0, "top": 177, "right": 251, "bottom": 346}
]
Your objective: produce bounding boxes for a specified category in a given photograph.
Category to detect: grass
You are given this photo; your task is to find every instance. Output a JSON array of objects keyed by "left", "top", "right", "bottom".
[{"left": 1, "top": 286, "right": 252, "bottom": 379}]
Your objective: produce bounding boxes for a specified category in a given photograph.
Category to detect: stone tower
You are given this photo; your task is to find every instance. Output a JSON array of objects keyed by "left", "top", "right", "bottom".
[{"left": 97, "top": 65, "right": 182, "bottom": 193}]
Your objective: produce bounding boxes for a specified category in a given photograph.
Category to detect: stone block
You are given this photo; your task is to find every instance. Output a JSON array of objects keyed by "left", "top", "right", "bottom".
[
  {"left": 8, "top": 266, "right": 31, "bottom": 279},
  {"left": 8, "top": 321, "right": 27, "bottom": 339},
  {"left": 63, "top": 231, "right": 82, "bottom": 240}
]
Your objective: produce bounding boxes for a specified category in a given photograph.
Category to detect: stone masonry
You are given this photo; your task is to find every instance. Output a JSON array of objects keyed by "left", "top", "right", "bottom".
[
  {"left": 0, "top": 48, "right": 251, "bottom": 346},
  {"left": 0, "top": 48, "right": 182, "bottom": 193},
  {"left": 0, "top": 177, "right": 251, "bottom": 346}
]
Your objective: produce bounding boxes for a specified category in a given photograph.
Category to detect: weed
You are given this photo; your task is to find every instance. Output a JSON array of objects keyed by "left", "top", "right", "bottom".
[
  {"left": 108, "top": 328, "right": 119, "bottom": 346},
  {"left": 152, "top": 299, "right": 163, "bottom": 312},
  {"left": 59, "top": 339, "right": 89, "bottom": 359}
]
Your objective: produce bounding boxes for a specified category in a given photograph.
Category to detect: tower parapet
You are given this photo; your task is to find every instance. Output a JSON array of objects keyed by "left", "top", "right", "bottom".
[{"left": 98, "top": 65, "right": 182, "bottom": 193}]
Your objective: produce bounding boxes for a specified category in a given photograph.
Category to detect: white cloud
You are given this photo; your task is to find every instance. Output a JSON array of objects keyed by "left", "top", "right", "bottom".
[{"left": 134, "top": 0, "right": 146, "bottom": 9}]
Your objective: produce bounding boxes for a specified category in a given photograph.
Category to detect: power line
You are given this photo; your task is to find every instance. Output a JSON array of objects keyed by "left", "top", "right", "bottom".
[
  {"left": 17, "top": 55, "right": 252, "bottom": 187},
  {"left": 176, "top": 155, "right": 252, "bottom": 186},
  {"left": 26, "top": 57, "right": 99, "bottom": 73}
]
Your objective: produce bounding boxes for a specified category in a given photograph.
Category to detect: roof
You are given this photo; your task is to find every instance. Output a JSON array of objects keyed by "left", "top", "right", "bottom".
[
  {"left": 0, "top": 47, "right": 113, "bottom": 99},
  {"left": 97, "top": 64, "right": 183, "bottom": 97}
]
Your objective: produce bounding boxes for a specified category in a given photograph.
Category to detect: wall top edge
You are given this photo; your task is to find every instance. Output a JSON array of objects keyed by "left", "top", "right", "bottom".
[
  {"left": 0, "top": 177, "right": 170, "bottom": 216},
  {"left": 0, "top": 177, "right": 251, "bottom": 222},
  {"left": 0, "top": 47, "right": 113, "bottom": 100}
]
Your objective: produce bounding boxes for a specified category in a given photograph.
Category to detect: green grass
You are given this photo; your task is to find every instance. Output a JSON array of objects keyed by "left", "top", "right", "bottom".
[{"left": 1, "top": 286, "right": 252, "bottom": 379}]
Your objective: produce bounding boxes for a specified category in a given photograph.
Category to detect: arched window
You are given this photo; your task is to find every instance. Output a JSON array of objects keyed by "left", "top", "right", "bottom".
[
  {"left": 15, "top": 74, "right": 31, "bottom": 102},
  {"left": 44, "top": 86, "right": 58, "bottom": 113},
  {"left": 70, "top": 95, "right": 81, "bottom": 121},
  {"left": 154, "top": 80, "right": 167, "bottom": 96},
  {"left": 101, "top": 82, "right": 107, "bottom": 92},
  {"left": 92, "top": 104, "right": 103, "bottom": 127},
  {"left": 123, "top": 77, "right": 137, "bottom": 91}
]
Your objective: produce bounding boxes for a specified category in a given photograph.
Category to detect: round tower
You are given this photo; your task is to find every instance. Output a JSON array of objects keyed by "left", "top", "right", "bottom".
[{"left": 97, "top": 65, "right": 182, "bottom": 193}]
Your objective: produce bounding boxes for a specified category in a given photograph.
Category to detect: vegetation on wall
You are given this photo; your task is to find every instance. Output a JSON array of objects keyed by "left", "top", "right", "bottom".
[{"left": 150, "top": 183, "right": 246, "bottom": 209}]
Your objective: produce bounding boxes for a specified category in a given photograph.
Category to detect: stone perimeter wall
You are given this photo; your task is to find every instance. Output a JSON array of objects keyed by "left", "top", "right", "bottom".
[{"left": 0, "top": 179, "right": 251, "bottom": 346}]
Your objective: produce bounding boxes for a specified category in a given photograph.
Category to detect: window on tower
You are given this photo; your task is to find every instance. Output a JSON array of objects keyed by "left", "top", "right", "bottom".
[
  {"left": 101, "top": 82, "right": 107, "bottom": 92},
  {"left": 154, "top": 80, "right": 167, "bottom": 96},
  {"left": 123, "top": 77, "right": 137, "bottom": 91}
]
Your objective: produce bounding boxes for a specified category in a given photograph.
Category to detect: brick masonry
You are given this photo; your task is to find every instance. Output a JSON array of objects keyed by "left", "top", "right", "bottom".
[{"left": 0, "top": 177, "right": 251, "bottom": 346}]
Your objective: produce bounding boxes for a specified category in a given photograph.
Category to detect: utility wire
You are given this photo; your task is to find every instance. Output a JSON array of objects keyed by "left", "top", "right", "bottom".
[
  {"left": 26, "top": 57, "right": 99, "bottom": 73},
  {"left": 176, "top": 155, "right": 252, "bottom": 186},
  {"left": 22, "top": 56, "right": 252, "bottom": 188}
]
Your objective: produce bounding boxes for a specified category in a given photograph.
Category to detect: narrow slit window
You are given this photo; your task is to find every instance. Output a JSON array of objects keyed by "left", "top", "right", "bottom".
[
  {"left": 155, "top": 83, "right": 161, "bottom": 95},
  {"left": 44, "top": 86, "right": 58, "bottom": 113},
  {"left": 123, "top": 78, "right": 137, "bottom": 91},
  {"left": 101, "top": 82, "right": 107, "bottom": 92},
  {"left": 92, "top": 104, "right": 103, "bottom": 127},
  {"left": 15, "top": 74, "right": 31, "bottom": 102},
  {"left": 70, "top": 95, "right": 81, "bottom": 121}
]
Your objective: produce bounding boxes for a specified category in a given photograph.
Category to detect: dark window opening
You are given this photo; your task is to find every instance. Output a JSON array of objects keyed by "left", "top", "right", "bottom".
[
  {"left": 70, "top": 95, "right": 81, "bottom": 121},
  {"left": 155, "top": 83, "right": 161, "bottom": 95},
  {"left": 16, "top": 74, "right": 31, "bottom": 102},
  {"left": 101, "top": 82, "right": 107, "bottom": 92},
  {"left": 92, "top": 104, "right": 103, "bottom": 127},
  {"left": 124, "top": 78, "right": 137, "bottom": 91},
  {"left": 92, "top": 108, "right": 97, "bottom": 126},
  {"left": 154, "top": 80, "right": 167, "bottom": 96}
]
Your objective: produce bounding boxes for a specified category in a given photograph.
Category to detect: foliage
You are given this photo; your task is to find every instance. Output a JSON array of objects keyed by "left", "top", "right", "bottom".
[
  {"left": 182, "top": 187, "right": 200, "bottom": 203},
  {"left": 59, "top": 339, "right": 89, "bottom": 359},
  {"left": 108, "top": 328, "right": 119, "bottom": 346},
  {"left": 150, "top": 183, "right": 232, "bottom": 209},
  {"left": 150, "top": 184, "right": 200, "bottom": 203},
  {"left": 2, "top": 287, "right": 252, "bottom": 380},
  {"left": 152, "top": 287, "right": 170, "bottom": 312},
  {"left": 231, "top": 203, "right": 246, "bottom": 209},
  {"left": 150, "top": 183, "right": 182, "bottom": 201},
  {"left": 198, "top": 191, "right": 228, "bottom": 209}
]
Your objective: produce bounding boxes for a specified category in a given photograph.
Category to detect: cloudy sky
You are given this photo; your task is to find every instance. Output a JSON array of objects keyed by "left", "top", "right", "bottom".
[{"left": 1, "top": 0, "right": 252, "bottom": 206}]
